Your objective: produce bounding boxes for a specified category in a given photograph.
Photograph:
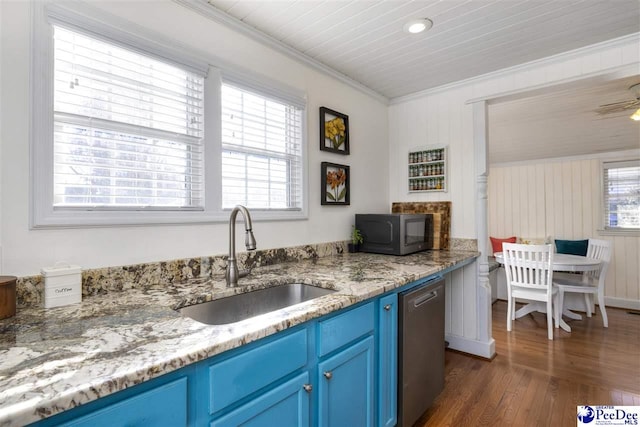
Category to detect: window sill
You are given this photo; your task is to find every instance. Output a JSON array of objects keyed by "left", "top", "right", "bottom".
[
  {"left": 597, "top": 229, "right": 640, "bottom": 237},
  {"left": 31, "top": 208, "right": 308, "bottom": 229}
]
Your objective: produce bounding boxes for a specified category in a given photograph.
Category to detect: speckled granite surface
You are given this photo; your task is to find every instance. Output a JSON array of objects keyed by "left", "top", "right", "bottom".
[
  {"left": 16, "top": 241, "right": 347, "bottom": 308},
  {"left": 1, "top": 249, "right": 477, "bottom": 427},
  {"left": 450, "top": 238, "right": 478, "bottom": 252}
]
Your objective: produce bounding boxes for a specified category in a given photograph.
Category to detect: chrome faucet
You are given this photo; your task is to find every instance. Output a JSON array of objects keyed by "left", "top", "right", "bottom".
[{"left": 226, "top": 205, "right": 257, "bottom": 287}]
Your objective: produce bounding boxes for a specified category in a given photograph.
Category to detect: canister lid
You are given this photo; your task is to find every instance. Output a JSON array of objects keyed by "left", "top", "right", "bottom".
[
  {"left": 0, "top": 276, "right": 17, "bottom": 286},
  {"left": 41, "top": 264, "right": 81, "bottom": 277}
]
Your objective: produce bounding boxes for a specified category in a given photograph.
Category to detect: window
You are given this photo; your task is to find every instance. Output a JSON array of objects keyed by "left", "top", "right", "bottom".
[
  {"left": 52, "top": 26, "right": 204, "bottom": 210},
  {"left": 32, "top": 4, "right": 306, "bottom": 227},
  {"left": 220, "top": 82, "right": 304, "bottom": 212},
  {"left": 603, "top": 160, "right": 640, "bottom": 230}
]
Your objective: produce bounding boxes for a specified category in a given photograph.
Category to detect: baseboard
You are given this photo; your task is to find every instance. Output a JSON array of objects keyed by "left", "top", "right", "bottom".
[
  {"left": 604, "top": 297, "right": 640, "bottom": 311},
  {"left": 445, "top": 334, "right": 496, "bottom": 360}
]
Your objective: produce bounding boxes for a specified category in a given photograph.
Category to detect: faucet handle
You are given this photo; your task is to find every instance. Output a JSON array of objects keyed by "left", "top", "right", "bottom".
[{"left": 238, "top": 268, "right": 252, "bottom": 279}]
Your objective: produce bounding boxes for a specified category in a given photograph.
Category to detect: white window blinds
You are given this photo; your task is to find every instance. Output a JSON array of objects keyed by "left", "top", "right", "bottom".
[
  {"left": 221, "top": 82, "right": 304, "bottom": 211},
  {"left": 52, "top": 26, "right": 205, "bottom": 209},
  {"left": 603, "top": 160, "right": 640, "bottom": 229}
]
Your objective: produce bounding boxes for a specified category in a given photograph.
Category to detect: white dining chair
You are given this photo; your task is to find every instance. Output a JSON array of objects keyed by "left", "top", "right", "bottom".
[
  {"left": 503, "top": 243, "right": 558, "bottom": 340},
  {"left": 554, "top": 238, "right": 611, "bottom": 328}
]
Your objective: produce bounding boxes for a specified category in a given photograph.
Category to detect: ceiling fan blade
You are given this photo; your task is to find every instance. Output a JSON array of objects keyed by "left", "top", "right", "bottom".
[{"left": 595, "top": 99, "right": 640, "bottom": 115}]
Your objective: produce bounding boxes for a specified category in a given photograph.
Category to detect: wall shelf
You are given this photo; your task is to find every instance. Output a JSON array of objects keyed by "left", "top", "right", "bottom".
[{"left": 407, "top": 146, "right": 447, "bottom": 193}]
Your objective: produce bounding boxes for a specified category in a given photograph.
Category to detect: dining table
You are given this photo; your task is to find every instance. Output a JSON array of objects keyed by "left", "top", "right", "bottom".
[{"left": 494, "top": 252, "right": 602, "bottom": 332}]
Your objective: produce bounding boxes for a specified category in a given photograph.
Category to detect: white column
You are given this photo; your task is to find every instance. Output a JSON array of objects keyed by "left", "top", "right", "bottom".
[{"left": 473, "top": 101, "right": 495, "bottom": 357}]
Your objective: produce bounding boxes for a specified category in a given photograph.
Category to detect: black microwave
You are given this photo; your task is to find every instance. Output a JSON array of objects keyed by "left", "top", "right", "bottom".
[{"left": 355, "top": 213, "right": 434, "bottom": 256}]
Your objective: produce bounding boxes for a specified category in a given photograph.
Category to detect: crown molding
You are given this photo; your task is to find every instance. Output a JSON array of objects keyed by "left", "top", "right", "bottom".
[
  {"left": 490, "top": 149, "right": 640, "bottom": 168},
  {"left": 390, "top": 32, "right": 640, "bottom": 105},
  {"left": 173, "top": 0, "right": 389, "bottom": 105},
  {"left": 465, "top": 63, "right": 640, "bottom": 106}
]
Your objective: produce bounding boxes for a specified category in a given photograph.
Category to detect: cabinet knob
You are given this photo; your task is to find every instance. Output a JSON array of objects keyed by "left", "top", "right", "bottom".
[
  {"left": 323, "top": 371, "right": 333, "bottom": 380},
  {"left": 384, "top": 304, "right": 392, "bottom": 311},
  {"left": 303, "top": 384, "right": 313, "bottom": 393}
]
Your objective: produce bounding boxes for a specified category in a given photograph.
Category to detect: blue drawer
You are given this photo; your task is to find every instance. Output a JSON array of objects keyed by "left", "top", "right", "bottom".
[
  {"left": 60, "top": 377, "right": 187, "bottom": 427},
  {"left": 208, "top": 328, "right": 308, "bottom": 414},
  {"left": 210, "top": 372, "right": 310, "bottom": 427},
  {"left": 317, "top": 302, "right": 374, "bottom": 357}
]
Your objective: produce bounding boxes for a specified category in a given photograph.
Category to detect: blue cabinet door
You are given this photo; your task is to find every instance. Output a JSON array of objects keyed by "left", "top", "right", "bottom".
[
  {"left": 378, "top": 294, "right": 398, "bottom": 427},
  {"left": 317, "top": 336, "right": 374, "bottom": 427},
  {"left": 207, "top": 329, "right": 308, "bottom": 415},
  {"left": 211, "top": 372, "right": 311, "bottom": 427},
  {"left": 59, "top": 377, "right": 188, "bottom": 427}
]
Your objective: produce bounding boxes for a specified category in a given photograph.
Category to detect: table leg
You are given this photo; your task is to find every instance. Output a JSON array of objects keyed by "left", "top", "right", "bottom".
[
  {"left": 514, "top": 302, "right": 572, "bottom": 332},
  {"left": 563, "top": 309, "right": 582, "bottom": 320},
  {"left": 515, "top": 302, "right": 541, "bottom": 319}
]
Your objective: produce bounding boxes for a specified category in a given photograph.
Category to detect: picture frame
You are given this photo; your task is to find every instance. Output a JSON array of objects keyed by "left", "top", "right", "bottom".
[
  {"left": 321, "top": 162, "right": 350, "bottom": 205},
  {"left": 320, "top": 107, "right": 350, "bottom": 155}
]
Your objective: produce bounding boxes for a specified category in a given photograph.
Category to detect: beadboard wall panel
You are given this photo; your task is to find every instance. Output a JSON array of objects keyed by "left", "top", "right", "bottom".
[
  {"left": 488, "top": 156, "right": 640, "bottom": 307},
  {"left": 390, "top": 34, "right": 638, "bottom": 356},
  {"left": 445, "top": 262, "right": 489, "bottom": 357}
]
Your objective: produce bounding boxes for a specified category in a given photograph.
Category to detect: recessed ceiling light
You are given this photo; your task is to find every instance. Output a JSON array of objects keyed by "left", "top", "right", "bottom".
[{"left": 403, "top": 18, "right": 433, "bottom": 34}]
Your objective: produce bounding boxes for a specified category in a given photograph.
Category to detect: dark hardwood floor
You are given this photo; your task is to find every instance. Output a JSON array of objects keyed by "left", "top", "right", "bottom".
[{"left": 417, "top": 301, "right": 640, "bottom": 426}]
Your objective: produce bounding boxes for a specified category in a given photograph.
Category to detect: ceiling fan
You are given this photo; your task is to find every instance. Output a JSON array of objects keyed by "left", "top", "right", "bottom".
[{"left": 595, "top": 83, "right": 640, "bottom": 116}]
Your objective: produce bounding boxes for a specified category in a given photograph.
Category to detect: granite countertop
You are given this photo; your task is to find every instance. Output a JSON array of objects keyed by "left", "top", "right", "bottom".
[{"left": 0, "top": 250, "right": 477, "bottom": 427}]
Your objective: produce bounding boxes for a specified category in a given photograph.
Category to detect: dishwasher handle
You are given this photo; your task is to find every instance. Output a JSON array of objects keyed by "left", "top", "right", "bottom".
[{"left": 413, "top": 290, "right": 439, "bottom": 307}]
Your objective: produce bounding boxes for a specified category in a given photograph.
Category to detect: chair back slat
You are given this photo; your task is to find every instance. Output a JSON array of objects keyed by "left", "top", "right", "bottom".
[
  {"left": 503, "top": 243, "right": 554, "bottom": 294},
  {"left": 585, "top": 238, "right": 612, "bottom": 282}
]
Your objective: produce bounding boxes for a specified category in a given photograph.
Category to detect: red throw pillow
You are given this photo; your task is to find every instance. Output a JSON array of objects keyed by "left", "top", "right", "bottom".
[{"left": 490, "top": 236, "right": 516, "bottom": 254}]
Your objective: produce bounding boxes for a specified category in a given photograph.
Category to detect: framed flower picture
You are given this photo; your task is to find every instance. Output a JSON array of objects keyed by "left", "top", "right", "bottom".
[
  {"left": 321, "top": 162, "right": 350, "bottom": 205},
  {"left": 320, "top": 107, "right": 349, "bottom": 155}
]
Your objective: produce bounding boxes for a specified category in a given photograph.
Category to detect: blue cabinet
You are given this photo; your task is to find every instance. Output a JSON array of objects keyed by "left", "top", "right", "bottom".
[
  {"left": 317, "top": 336, "right": 375, "bottom": 427},
  {"left": 60, "top": 378, "right": 188, "bottom": 427},
  {"left": 209, "top": 302, "right": 376, "bottom": 427},
  {"left": 29, "top": 375, "right": 190, "bottom": 427},
  {"left": 206, "top": 329, "right": 308, "bottom": 415},
  {"left": 378, "top": 294, "right": 398, "bottom": 427},
  {"left": 210, "top": 372, "right": 310, "bottom": 427},
  {"left": 317, "top": 302, "right": 375, "bottom": 357},
  {"left": 316, "top": 302, "right": 375, "bottom": 427},
  {"left": 30, "top": 291, "right": 403, "bottom": 427}
]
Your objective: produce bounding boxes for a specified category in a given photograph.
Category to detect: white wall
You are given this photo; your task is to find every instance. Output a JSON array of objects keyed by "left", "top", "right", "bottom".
[
  {"left": 489, "top": 152, "right": 640, "bottom": 309},
  {"left": 0, "top": 1, "right": 389, "bottom": 276},
  {"left": 0, "top": 0, "right": 3, "bottom": 273},
  {"left": 388, "top": 87, "right": 476, "bottom": 238},
  {"left": 389, "top": 35, "right": 639, "bottom": 240},
  {"left": 389, "top": 33, "right": 639, "bottom": 355}
]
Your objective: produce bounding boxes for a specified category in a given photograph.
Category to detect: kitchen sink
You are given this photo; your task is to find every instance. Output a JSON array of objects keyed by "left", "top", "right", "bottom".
[{"left": 178, "top": 283, "right": 336, "bottom": 325}]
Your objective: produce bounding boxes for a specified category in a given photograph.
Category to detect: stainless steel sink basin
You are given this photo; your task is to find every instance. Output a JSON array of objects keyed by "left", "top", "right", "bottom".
[{"left": 179, "top": 283, "right": 336, "bottom": 325}]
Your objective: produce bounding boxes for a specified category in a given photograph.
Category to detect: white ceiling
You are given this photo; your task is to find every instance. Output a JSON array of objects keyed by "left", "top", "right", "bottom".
[
  {"left": 206, "top": 0, "right": 640, "bottom": 99},
  {"left": 198, "top": 0, "right": 640, "bottom": 163},
  {"left": 488, "top": 75, "right": 640, "bottom": 164}
]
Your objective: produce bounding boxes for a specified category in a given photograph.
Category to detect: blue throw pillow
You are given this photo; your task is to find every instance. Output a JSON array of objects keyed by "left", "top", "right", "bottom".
[{"left": 555, "top": 239, "right": 588, "bottom": 256}]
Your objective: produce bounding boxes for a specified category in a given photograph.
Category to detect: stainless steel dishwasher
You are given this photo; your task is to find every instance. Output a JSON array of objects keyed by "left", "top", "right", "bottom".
[{"left": 398, "top": 276, "right": 446, "bottom": 427}]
